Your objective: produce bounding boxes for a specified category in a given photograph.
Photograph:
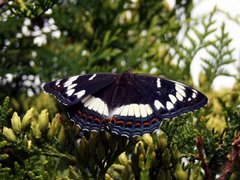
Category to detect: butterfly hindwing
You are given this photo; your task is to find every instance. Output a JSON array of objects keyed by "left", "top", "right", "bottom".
[
  {"left": 66, "top": 103, "right": 105, "bottom": 133},
  {"left": 65, "top": 78, "right": 154, "bottom": 137},
  {"left": 100, "top": 81, "right": 159, "bottom": 137}
]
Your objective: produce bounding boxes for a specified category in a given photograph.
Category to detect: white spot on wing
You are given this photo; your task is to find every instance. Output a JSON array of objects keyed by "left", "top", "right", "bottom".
[
  {"left": 144, "top": 104, "right": 153, "bottom": 115},
  {"left": 176, "top": 86, "right": 186, "bottom": 97},
  {"left": 64, "top": 76, "right": 78, "bottom": 87},
  {"left": 75, "top": 90, "right": 86, "bottom": 99},
  {"left": 66, "top": 89, "right": 75, "bottom": 96},
  {"left": 157, "top": 78, "right": 161, "bottom": 88},
  {"left": 64, "top": 80, "right": 73, "bottom": 87},
  {"left": 128, "top": 104, "right": 135, "bottom": 116},
  {"left": 139, "top": 104, "right": 147, "bottom": 118},
  {"left": 120, "top": 105, "right": 129, "bottom": 116},
  {"left": 68, "top": 76, "right": 78, "bottom": 82},
  {"left": 169, "top": 94, "right": 177, "bottom": 104},
  {"left": 132, "top": 104, "right": 141, "bottom": 118},
  {"left": 55, "top": 79, "right": 61, "bottom": 86},
  {"left": 166, "top": 101, "right": 174, "bottom": 110},
  {"left": 67, "top": 83, "right": 77, "bottom": 90},
  {"left": 112, "top": 104, "right": 153, "bottom": 117},
  {"left": 88, "top": 98, "right": 98, "bottom": 110},
  {"left": 92, "top": 98, "right": 102, "bottom": 111},
  {"left": 97, "top": 100, "right": 105, "bottom": 115},
  {"left": 176, "top": 92, "right": 183, "bottom": 101},
  {"left": 193, "top": 89, "right": 197, "bottom": 93},
  {"left": 175, "top": 82, "right": 186, "bottom": 90},
  {"left": 89, "top": 74, "right": 96, "bottom": 81},
  {"left": 154, "top": 100, "right": 164, "bottom": 110},
  {"left": 192, "top": 92, "right": 197, "bottom": 98},
  {"left": 84, "top": 96, "right": 109, "bottom": 116},
  {"left": 84, "top": 96, "right": 95, "bottom": 107}
]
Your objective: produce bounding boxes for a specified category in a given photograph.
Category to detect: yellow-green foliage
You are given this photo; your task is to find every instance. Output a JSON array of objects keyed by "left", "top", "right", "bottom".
[
  {"left": 0, "top": 102, "right": 74, "bottom": 178},
  {"left": 1, "top": 87, "right": 240, "bottom": 179}
]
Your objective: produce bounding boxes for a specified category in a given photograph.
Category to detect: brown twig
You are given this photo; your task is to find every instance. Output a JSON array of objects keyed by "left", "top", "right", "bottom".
[
  {"left": 196, "top": 136, "right": 211, "bottom": 180},
  {"left": 219, "top": 132, "right": 240, "bottom": 180}
]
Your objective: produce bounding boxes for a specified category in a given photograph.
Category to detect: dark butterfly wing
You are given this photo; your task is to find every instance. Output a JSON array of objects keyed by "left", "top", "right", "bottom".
[
  {"left": 100, "top": 74, "right": 208, "bottom": 137},
  {"left": 100, "top": 80, "right": 158, "bottom": 137},
  {"left": 43, "top": 73, "right": 117, "bottom": 106},
  {"left": 135, "top": 75, "right": 208, "bottom": 119},
  {"left": 65, "top": 82, "right": 120, "bottom": 133},
  {"left": 43, "top": 72, "right": 208, "bottom": 138},
  {"left": 64, "top": 76, "right": 150, "bottom": 135},
  {"left": 43, "top": 73, "right": 119, "bottom": 133}
]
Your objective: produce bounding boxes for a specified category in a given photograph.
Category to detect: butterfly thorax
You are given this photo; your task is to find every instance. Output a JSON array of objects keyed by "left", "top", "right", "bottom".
[
  {"left": 108, "top": 71, "right": 137, "bottom": 108},
  {"left": 117, "top": 71, "right": 135, "bottom": 86}
]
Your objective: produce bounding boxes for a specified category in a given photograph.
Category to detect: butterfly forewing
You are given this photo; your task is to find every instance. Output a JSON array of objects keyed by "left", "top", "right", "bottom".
[{"left": 43, "top": 73, "right": 117, "bottom": 106}]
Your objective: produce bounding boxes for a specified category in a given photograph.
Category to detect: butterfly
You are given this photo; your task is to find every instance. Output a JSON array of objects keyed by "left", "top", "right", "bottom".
[{"left": 43, "top": 71, "right": 208, "bottom": 138}]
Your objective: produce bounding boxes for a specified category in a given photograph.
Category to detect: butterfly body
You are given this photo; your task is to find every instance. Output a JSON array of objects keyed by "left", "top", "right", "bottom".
[{"left": 43, "top": 71, "right": 208, "bottom": 138}]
